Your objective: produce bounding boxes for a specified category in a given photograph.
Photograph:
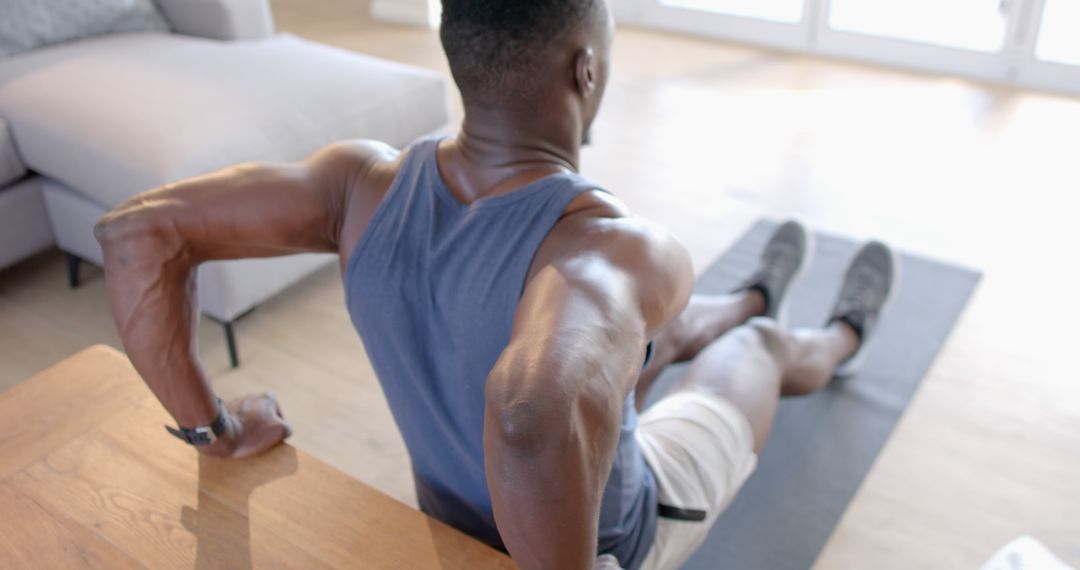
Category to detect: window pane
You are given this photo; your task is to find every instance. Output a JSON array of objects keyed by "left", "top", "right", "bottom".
[
  {"left": 1037, "top": 0, "right": 1080, "bottom": 66},
  {"left": 660, "top": 0, "right": 804, "bottom": 24},
  {"left": 828, "top": 0, "right": 1007, "bottom": 52}
]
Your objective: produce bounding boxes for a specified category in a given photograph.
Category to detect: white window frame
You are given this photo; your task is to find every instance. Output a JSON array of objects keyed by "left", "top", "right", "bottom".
[
  {"left": 1013, "top": 0, "right": 1080, "bottom": 94},
  {"left": 627, "top": 0, "right": 813, "bottom": 52},
  {"left": 613, "top": 0, "right": 1080, "bottom": 97}
]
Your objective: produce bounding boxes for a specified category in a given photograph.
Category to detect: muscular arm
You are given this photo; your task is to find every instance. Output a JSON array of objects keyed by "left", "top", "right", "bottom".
[
  {"left": 94, "top": 141, "right": 392, "bottom": 456},
  {"left": 484, "top": 217, "right": 694, "bottom": 570}
]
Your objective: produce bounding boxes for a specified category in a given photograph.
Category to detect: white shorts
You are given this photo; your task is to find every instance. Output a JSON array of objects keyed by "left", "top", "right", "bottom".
[{"left": 635, "top": 391, "right": 759, "bottom": 570}]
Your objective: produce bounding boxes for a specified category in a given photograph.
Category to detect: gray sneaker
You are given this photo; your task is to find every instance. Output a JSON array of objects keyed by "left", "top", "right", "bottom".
[
  {"left": 830, "top": 240, "right": 899, "bottom": 376},
  {"left": 739, "top": 220, "right": 814, "bottom": 326}
]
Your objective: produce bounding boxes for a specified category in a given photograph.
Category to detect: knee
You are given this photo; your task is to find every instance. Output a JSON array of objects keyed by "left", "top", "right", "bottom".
[
  {"left": 745, "top": 316, "right": 784, "bottom": 340},
  {"left": 736, "top": 317, "right": 793, "bottom": 362}
]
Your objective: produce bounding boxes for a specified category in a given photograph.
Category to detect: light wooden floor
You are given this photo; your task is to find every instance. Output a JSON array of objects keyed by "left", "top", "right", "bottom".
[{"left": 1, "top": 0, "right": 1077, "bottom": 567}]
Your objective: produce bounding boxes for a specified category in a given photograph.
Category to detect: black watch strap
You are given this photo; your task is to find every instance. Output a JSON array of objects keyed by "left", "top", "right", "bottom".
[{"left": 165, "top": 399, "right": 228, "bottom": 446}]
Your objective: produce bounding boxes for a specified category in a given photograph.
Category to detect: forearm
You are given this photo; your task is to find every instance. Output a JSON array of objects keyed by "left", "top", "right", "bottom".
[
  {"left": 96, "top": 210, "right": 219, "bottom": 429},
  {"left": 484, "top": 342, "right": 632, "bottom": 570},
  {"left": 99, "top": 221, "right": 290, "bottom": 459},
  {"left": 485, "top": 414, "right": 618, "bottom": 570},
  {"left": 93, "top": 153, "right": 347, "bottom": 419}
]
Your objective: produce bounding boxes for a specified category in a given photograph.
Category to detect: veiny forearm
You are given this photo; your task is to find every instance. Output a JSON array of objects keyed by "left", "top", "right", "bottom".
[
  {"left": 98, "top": 213, "right": 220, "bottom": 428},
  {"left": 94, "top": 158, "right": 347, "bottom": 427}
]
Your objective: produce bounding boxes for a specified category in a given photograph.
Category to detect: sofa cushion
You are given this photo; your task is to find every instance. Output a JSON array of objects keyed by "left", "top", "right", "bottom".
[
  {"left": 0, "top": 33, "right": 448, "bottom": 208},
  {"left": 0, "top": 0, "right": 170, "bottom": 57},
  {"left": 155, "top": 0, "right": 275, "bottom": 41},
  {"left": 0, "top": 117, "right": 25, "bottom": 186}
]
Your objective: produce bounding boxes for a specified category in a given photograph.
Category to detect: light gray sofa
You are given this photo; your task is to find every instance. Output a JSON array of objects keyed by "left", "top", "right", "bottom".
[{"left": 0, "top": 0, "right": 449, "bottom": 365}]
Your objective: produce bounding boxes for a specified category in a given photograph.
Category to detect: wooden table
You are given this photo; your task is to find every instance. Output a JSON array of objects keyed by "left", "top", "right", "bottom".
[{"left": 0, "top": 346, "right": 516, "bottom": 570}]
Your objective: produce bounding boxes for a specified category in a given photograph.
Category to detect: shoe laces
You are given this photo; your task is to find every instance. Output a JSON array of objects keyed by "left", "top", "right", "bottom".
[{"left": 838, "top": 265, "right": 884, "bottom": 316}]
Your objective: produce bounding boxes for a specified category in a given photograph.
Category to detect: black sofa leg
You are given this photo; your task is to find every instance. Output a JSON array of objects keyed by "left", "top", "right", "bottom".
[
  {"left": 67, "top": 254, "right": 82, "bottom": 289},
  {"left": 210, "top": 309, "right": 254, "bottom": 369},
  {"left": 223, "top": 321, "right": 240, "bottom": 369}
]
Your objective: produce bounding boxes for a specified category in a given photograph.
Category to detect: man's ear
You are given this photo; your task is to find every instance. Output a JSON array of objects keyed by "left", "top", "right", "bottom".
[{"left": 574, "top": 46, "right": 596, "bottom": 97}]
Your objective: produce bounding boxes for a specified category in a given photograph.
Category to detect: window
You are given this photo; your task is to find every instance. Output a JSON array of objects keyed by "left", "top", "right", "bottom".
[
  {"left": 828, "top": 0, "right": 1008, "bottom": 53},
  {"left": 660, "top": 0, "right": 804, "bottom": 24},
  {"left": 622, "top": 0, "right": 1080, "bottom": 96},
  {"left": 1036, "top": 0, "right": 1080, "bottom": 66}
]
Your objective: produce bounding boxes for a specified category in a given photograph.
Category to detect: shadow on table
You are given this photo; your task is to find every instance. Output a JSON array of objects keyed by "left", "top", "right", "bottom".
[
  {"left": 181, "top": 446, "right": 300, "bottom": 569},
  {"left": 424, "top": 516, "right": 516, "bottom": 569}
]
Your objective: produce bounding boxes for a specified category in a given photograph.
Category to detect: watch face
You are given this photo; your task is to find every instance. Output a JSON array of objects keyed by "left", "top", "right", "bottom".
[
  {"left": 165, "top": 400, "right": 225, "bottom": 446},
  {"left": 191, "top": 426, "right": 216, "bottom": 446},
  {"left": 166, "top": 425, "right": 216, "bottom": 446}
]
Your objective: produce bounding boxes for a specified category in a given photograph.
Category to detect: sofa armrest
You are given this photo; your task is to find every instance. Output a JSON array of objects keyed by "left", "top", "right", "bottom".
[
  {"left": 0, "top": 118, "right": 28, "bottom": 187},
  {"left": 156, "top": 0, "right": 275, "bottom": 41}
]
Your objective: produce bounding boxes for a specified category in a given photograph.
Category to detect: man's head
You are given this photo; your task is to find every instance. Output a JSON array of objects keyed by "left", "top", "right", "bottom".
[{"left": 441, "top": 0, "right": 613, "bottom": 144}]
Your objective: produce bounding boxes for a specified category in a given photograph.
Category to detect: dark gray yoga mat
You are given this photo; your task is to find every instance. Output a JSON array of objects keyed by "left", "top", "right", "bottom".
[{"left": 641, "top": 220, "right": 981, "bottom": 570}]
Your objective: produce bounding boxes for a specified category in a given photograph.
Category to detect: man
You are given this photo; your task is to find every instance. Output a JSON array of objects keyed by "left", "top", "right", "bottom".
[{"left": 94, "top": 1, "right": 897, "bottom": 569}]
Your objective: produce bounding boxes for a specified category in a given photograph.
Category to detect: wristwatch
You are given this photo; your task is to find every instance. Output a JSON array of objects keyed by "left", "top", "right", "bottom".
[{"left": 165, "top": 398, "right": 228, "bottom": 446}]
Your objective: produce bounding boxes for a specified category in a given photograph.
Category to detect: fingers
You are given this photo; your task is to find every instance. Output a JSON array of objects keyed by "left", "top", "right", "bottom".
[
  {"left": 264, "top": 391, "right": 286, "bottom": 420},
  {"left": 270, "top": 392, "right": 285, "bottom": 419},
  {"left": 222, "top": 392, "right": 293, "bottom": 459},
  {"left": 279, "top": 418, "right": 294, "bottom": 440},
  {"left": 231, "top": 420, "right": 290, "bottom": 459},
  {"left": 263, "top": 392, "right": 293, "bottom": 439},
  {"left": 232, "top": 425, "right": 289, "bottom": 459}
]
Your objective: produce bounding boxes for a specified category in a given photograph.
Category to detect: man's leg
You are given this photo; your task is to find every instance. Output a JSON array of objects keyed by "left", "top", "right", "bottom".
[
  {"left": 635, "top": 291, "right": 765, "bottom": 410},
  {"left": 636, "top": 220, "right": 813, "bottom": 411},
  {"left": 635, "top": 317, "right": 859, "bottom": 570},
  {"left": 663, "top": 239, "right": 899, "bottom": 450},
  {"left": 635, "top": 239, "right": 898, "bottom": 570},
  {"left": 671, "top": 317, "right": 858, "bottom": 452}
]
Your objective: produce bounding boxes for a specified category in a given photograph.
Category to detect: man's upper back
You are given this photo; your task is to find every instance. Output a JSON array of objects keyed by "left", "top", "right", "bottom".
[{"left": 339, "top": 137, "right": 659, "bottom": 564}]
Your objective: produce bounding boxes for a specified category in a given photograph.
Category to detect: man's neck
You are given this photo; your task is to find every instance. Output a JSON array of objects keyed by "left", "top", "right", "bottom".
[
  {"left": 435, "top": 105, "right": 585, "bottom": 205},
  {"left": 457, "top": 105, "right": 582, "bottom": 174}
]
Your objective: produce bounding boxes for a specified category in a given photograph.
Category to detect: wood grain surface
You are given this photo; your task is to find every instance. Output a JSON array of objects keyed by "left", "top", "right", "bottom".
[{"left": 0, "top": 346, "right": 516, "bottom": 570}]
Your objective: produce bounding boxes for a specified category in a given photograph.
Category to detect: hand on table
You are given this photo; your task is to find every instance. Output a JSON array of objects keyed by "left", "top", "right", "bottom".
[{"left": 201, "top": 392, "right": 293, "bottom": 459}]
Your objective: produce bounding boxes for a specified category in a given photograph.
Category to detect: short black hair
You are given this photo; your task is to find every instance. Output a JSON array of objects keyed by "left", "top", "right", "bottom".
[{"left": 440, "top": 0, "right": 599, "bottom": 105}]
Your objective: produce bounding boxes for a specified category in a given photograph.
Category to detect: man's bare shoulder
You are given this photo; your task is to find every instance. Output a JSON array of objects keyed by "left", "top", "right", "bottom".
[
  {"left": 321, "top": 140, "right": 407, "bottom": 259},
  {"left": 311, "top": 139, "right": 402, "bottom": 184},
  {"left": 558, "top": 190, "right": 684, "bottom": 266},
  {"left": 543, "top": 189, "right": 695, "bottom": 329}
]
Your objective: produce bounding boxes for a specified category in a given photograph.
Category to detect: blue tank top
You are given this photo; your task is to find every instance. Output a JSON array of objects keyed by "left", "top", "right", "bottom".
[{"left": 343, "top": 137, "right": 658, "bottom": 568}]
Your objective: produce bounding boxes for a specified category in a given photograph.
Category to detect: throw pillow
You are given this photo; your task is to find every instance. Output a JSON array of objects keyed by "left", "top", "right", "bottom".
[{"left": 0, "top": 0, "right": 171, "bottom": 57}]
